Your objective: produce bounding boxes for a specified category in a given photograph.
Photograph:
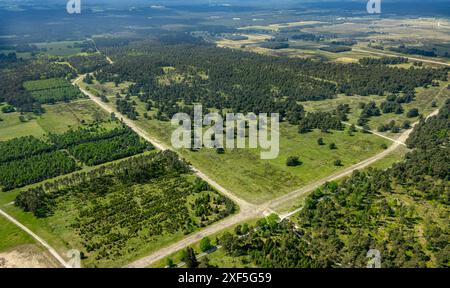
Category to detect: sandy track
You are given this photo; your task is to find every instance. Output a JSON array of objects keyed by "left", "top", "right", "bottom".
[
  {"left": 0, "top": 209, "right": 69, "bottom": 268},
  {"left": 352, "top": 48, "right": 450, "bottom": 67}
]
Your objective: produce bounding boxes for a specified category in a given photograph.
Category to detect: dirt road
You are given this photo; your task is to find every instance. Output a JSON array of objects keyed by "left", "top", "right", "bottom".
[
  {"left": 0, "top": 208, "right": 69, "bottom": 268},
  {"left": 74, "top": 76, "right": 254, "bottom": 211},
  {"left": 352, "top": 48, "right": 450, "bottom": 67}
]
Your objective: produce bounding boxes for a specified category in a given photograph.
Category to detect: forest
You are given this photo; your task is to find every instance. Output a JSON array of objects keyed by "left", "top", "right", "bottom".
[
  {"left": 93, "top": 39, "right": 447, "bottom": 125},
  {"left": 0, "top": 56, "right": 77, "bottom": 112},
  {"left": 216, "top": 100, "right": 450, "bottom": 268},
  {"left": 0, "top": 123, "right": 153, "bottom": 190}
]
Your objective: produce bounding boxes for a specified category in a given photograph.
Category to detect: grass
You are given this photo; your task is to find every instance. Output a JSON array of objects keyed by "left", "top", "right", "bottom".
[
  {"left": 0, "top": 214, "right": 35, "bottom": 252},
  {"left": 119, "top": 94, "right": 390, "bottom": 204},
  {"left": 33, "top": 41, "right": 83, "bottom": 56},
  {"left": 301, "top": 80, "right": 450, "bottom": 140},
  {"left": 0, "top": 100, "right": 109, "bottom": 141},
  {"left": 149, "top": 217, "right": 261, "bottom": 268}
]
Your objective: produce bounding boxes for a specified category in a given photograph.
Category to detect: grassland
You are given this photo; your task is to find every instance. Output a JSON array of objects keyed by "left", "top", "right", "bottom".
[
  {"left": 301, "top": 79, "right": 450, "bottom": 139},
  {"left": 33, "top": 41, "right": 83, "bottom": 56},
  {"left": 0, "top": 214, "right": 35, "bottom": 252},
  {"left": 83, "top": 90, "right": 392, "bottom": 205},
  {"left": 0, "top": 100, "right": 109, "bottom": 141}
]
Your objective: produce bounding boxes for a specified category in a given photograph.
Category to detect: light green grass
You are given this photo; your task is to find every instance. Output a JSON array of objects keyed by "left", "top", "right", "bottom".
[
  {"left": 0, "top": 100, "right": 109, "bottom": 141},
  {"left": 33, "top": 41, "right": 83, "bottom": 56},
  {"left": 130, "top": 97, "right": 390, "bottom": 204},
  {"left": 37, "top": 100, "right": 108, "bottom": 134},
  {"left": 77, "top": 87, "right": 394, "bottom": 204},
  {"left": 302, "top": 80, "right": 450, "bottom": 139},
  {"left": 0, "top": 214, "right": 35, "bottom": 252}
]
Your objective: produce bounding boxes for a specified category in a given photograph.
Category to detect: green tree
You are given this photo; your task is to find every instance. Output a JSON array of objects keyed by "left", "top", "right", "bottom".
[
  {"left": 200, "top": 237, "right": 213, "bottom": 253},
  {"left": 182, "top": 247, "right": 198, "bottom": 268}
]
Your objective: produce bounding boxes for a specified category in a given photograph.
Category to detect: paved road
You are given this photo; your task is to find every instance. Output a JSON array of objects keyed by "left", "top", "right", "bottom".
[
  {"left": 0, "top": 208, "right": 69, "bottom": 268},
  {"left": 353, "top": 48, "right": 450, "bottom": 67}
]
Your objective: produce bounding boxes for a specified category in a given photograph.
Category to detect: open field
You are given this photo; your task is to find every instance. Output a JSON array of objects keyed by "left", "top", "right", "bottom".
[
  {"left": 0, "top": 214, "right": 35, "bottom": 252},
  {"left": 33, "top": 41, "right": 83, "bottom": 56},
  {"left": 301, "top": 80, "right": 450, "bottom": 139},
  {"left": 0, "top": 100, "right": 109, "bottom": 141},
  {"left": 0, "top": 244, "right": 61, "bottom": 268}
]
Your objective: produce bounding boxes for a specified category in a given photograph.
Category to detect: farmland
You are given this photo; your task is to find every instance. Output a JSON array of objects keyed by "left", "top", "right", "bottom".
[
  {"left": 24, "top": 78, "right": 84, "bottom": 104},
  {"left": 0, "top": 100, "right": 109, "bottom": 141},
  {"left": 12, "top": 151, "right": 236, "bottom": 267}
]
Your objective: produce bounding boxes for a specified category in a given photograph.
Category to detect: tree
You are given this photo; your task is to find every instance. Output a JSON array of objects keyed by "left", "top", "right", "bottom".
[
  {"left": 407, "top": 108, "right": 419, "bottom": 118},
  {"left": 183, "top": 247, "right": 199, "bottom": 268},
  {"left": 200, "top": 237, "right": 213, "bottom": 253},
  {"left": 317, "top": 138, "right": 325, "bottom": 146},
  {"left": 287, "top": 156, "right": 302, "bottom": 167},
  {"left": 329, "top": 143, "right": 337, "bottom": 150},
  {"left": 402, "top": 121, "right": 411, "bottom": 129}
]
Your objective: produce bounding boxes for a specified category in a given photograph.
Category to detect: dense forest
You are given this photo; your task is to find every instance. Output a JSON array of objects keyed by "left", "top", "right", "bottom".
[
  {"left": 0, "top": 122, "right": 153, "bottom": 190},
  {"left": 94, "top": 40, "right": 448, "bottom": 123},
  {"left": 216, "top": 101, "right": 450, "bottom": 268}
]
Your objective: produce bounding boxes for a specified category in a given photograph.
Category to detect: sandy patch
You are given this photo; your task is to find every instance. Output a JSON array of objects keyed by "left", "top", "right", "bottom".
[{"left": 0, "top": 245, "right": 61, "bottom": 268}]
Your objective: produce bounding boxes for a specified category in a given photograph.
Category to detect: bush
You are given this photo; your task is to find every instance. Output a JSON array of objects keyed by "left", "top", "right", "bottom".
[
  {"left": 200, "top": 237, "right": 213, "bottom": 253},
  {"left": 1, "top": 105, "right": 15, "bottom": 113},
  {"left": 329, "top": 143, "right": 337, "bottom": 150},
  {"left": 286, "top": 156, "right": 302, "bottom": 167},
  {"left": 334, "top": 160, "right": 343, "bottom": 166}
]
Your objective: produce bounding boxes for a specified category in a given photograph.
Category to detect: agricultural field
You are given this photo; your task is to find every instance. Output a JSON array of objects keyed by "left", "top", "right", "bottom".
[
  {"left": 9, "top": 151, "right": 236, "bottom": 267},
  {"left": 23, "top": 78, "right": 84, "bottom": 104}
]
